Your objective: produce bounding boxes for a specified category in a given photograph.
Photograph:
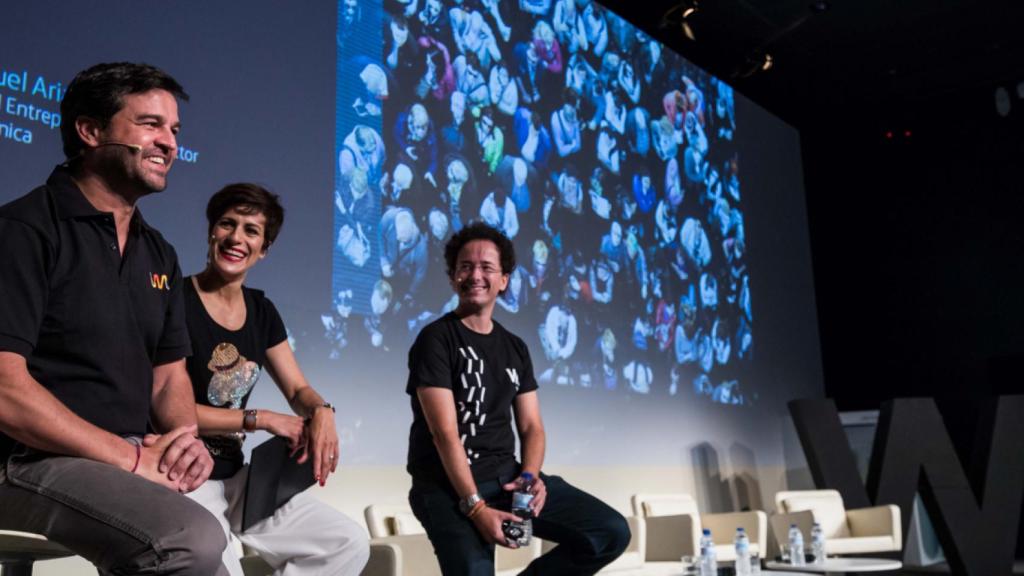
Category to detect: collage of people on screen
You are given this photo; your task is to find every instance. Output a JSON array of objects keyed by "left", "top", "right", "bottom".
[{"left": 327, "top": 0, "right": 754, "bottom": 405}]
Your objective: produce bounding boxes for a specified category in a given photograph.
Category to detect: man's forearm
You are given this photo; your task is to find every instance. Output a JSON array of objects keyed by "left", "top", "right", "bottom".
[
  {"left": 290, "top": 386, "right": 326, "bottom": 419},
  {"left": 151, "top": 382, "right": 196, "bottom": 431},
  {"left": 519, "top": 428, "right": 546, "bottom": 476},
  {"left": 0, "top": 353, "right": 136, "bottom": 470},
  {"left": 434, "top": 433, "right": 480, "bottom": 499},
  {"left": 150, "top": 361, "right": 198, "bottom": 432}
]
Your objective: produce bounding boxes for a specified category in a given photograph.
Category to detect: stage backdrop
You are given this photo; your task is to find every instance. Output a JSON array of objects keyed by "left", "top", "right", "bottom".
[{"left": 0, "top": 1, "right": 822, "bottom": 471}]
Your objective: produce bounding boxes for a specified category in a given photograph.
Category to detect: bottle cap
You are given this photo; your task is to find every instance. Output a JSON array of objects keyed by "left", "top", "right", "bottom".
[
  {"left": 521, "top": 472, "right": 534, "bottom": 481},
  {"left": 737, "top": 527, "right": 745, "bottom": 532},
  {"left": 703, "top": 528, "right": 711, "bottom": 535}
]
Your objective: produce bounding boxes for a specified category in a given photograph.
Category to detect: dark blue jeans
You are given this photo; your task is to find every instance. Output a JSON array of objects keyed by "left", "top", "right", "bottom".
[{"left": 409, "top": 467, "right": 630, "bottom": 576}]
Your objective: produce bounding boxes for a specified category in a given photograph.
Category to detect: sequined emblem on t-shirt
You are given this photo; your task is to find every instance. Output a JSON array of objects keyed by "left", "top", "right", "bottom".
[{"left": 206, "top": 342, "right": 260, "bottom": 408}]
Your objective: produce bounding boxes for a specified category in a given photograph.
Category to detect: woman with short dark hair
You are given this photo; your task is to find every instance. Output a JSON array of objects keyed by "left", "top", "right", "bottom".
[{"left": 184, "top": 183, "right": 369, "bottom": 576}]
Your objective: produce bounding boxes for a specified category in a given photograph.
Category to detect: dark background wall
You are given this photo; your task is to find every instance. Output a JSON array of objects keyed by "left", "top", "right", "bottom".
[
  {"left": 600, "top": 0, "right": 1024, "bottom": 555},
  {"left": 803, "top": 80, "right": 1024, "bottom": 557},
  {"left": 805, "top": 86, "right": 1024, "bottom": 442}
]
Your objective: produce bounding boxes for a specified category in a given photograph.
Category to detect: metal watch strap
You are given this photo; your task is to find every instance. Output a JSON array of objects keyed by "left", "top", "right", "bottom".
[{"left": 458, "top": 493, "right": 483, "bottom": 516}]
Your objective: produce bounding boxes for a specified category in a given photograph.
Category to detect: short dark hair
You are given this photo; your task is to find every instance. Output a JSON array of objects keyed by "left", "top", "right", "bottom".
[
  {"left": 562, "top": 87, "right": 580, "bottom": 107},
  {"left": 206, "top": 183, "right": 285, "bottom": 249},
  {"left": 60, "top": 62, "right": 189, "bottom": 159},
  {"left": 444, "top": 221, "right": 517, "bottom": 279}
]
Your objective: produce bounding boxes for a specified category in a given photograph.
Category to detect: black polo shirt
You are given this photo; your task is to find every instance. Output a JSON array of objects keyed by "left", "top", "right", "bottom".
[{"left": 0, "top": 166, "right": 191, "bottom": 459}]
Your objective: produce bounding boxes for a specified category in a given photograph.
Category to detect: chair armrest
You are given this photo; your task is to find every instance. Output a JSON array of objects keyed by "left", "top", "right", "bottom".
[
  {"left": 644, "top": 513, "right": 699, "bottom": 560},
  {"left": 769, "top": 510, "right": 814, "bottom": 559},
  {"left": 704, "top": 510, "right": 767, "bottom": 552},
  {"left": 366, "top": 535, "right": 441, "bottom": 576},
  {"left": 846, "top": 505, "right": 901, "bottom": 549},
  {"left": 362, "top": 541, "right": 401, "bottom": 576},
  {"left": 625, "top": 515, "right": 645, "bottom": 561}
]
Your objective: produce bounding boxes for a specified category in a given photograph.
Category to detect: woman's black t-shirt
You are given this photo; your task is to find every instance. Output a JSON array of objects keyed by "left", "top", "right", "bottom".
[{"left": 184, "top": 277, "right": 287, "bottom": 479}]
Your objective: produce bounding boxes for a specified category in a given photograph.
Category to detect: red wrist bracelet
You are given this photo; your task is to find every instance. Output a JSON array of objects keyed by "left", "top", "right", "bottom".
[
  {"left": 129, "top": 440, "right": 141, "bottom": 474},
  {"left": 466, "top": 500, "right": 486, "bottom": 519}
]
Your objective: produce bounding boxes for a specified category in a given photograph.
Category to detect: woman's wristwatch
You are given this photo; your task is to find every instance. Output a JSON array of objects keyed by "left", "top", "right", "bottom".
[
  {"left": 242, "top": 409, "right": 258, "bottom": 432},
  {"left": 307, "top": 402, "right": 336, "bottom": 420}
]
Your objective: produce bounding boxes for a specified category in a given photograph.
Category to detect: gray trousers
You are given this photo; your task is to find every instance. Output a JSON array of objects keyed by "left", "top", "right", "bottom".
[{"left": 0, "top": 449, "right": 229, "bottom": 575}]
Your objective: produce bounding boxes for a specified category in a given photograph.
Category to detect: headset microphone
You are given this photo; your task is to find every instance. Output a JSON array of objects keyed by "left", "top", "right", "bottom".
[
  {"left": 96, "top": 141, "right": 143, "bottom": 153},
  {"left": 60, "top": 141, "right": 144, "bottom": 168}
]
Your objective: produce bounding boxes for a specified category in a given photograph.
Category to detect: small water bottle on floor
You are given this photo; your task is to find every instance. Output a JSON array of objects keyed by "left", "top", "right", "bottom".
[
  {"left": 810, "top": 522, "right": 826, "bottom": 564},
  {"left": 787, "top": 524, "right": 805, "bottom": 566},
  {"left": 699, "top": 528, "right": 717, "bottom": 576},
  {"left": 734, "top": 527, "right": 751, "bottom": 575}
]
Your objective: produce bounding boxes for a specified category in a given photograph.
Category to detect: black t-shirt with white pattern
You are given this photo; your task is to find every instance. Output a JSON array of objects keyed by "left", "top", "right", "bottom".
[{"left": 406, "top": 312, "right": 539, "bottom": 483}]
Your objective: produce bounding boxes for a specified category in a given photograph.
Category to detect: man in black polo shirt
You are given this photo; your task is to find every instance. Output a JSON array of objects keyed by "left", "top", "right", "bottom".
[
  {"left": 0, "top": 63, "right": 227, "bottom": 575},
  {"left": 406, "top": 222, "right": 630, "bottom": 575}
]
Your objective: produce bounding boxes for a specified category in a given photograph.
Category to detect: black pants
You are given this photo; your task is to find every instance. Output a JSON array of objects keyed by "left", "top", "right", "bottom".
[{"left": 409, "top": 469, "right": 630, "bottom": 576}]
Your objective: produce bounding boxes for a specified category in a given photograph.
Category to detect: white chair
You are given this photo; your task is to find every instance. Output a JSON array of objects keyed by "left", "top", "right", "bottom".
[
  {"left": 365, "top": 503, "right": 427, "bottom": 539},
  {"left": 363, "top": 504, "right": 439, "bottom": 576},
  {"left": 0, "top": 530, "right": 74, "bottom": 576},
  {"left": 631, "top": 493, "right": 767, "bottom": 562},
  {"left": 771, "top": 489, "right": 901, "bottom": 556}
]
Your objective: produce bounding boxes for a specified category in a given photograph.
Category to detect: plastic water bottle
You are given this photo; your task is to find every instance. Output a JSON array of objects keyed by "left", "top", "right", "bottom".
[
  {"left": 787, "top": 524, "right": 805, "bottom": 566},
  {"left": 510, "top": 472, "right": 534, "bottom": 546},
  {"left": 734, "top": 527, "right": 751, "bottom": 575},
  {"left": 699, "top": 528, "right": 717, "bottom": 576},
  {"left": 810, "top": 522, "right": 826, "bottom": 564}
]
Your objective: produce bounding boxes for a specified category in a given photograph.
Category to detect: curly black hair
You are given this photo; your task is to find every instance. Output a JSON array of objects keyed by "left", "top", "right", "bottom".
[{"left": 444, "top": 221, "right": 517, "bottom": 280}]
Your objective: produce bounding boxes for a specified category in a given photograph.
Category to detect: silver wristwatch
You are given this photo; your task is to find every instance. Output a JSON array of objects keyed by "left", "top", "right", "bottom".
[{"left": 458, "top": 493, "right": 483, "bottom": 516}]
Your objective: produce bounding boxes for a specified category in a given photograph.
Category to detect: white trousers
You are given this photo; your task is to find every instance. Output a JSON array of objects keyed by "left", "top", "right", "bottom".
[{"left": 187, "top": 466, "right": 369, "bottom": 576}]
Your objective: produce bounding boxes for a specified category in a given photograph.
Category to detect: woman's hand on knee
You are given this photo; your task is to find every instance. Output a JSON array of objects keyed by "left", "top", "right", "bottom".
[{"left": 305, "top": 408, "right": 339, "bottom": 486}]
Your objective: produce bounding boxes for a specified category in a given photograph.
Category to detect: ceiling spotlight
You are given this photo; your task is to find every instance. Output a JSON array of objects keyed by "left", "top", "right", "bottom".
[
  {"left": 682, "top": 20, "right": 696, "bottom": 41},
  {"left": 660, "top": 1, "right": 700, "bottom": 39},
  {"left": 734, "top": 52, "right": 775, "bottom": 79},
  {"left": 661, "top": 1, "right": 698, "bottom": 23}
]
